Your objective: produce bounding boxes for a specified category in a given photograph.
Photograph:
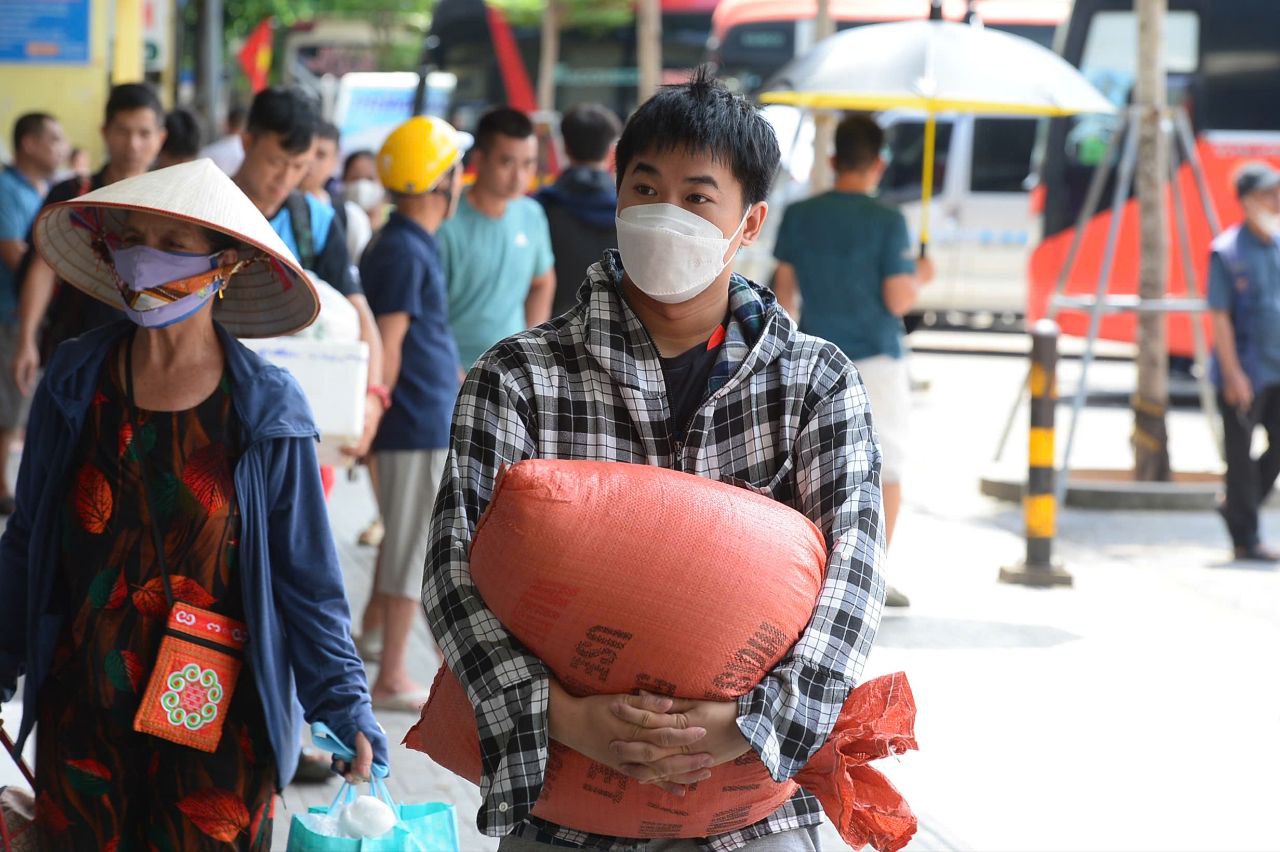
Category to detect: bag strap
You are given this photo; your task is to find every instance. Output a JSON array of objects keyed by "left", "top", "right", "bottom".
[
  {"left": 123, "top": 330, "right": 176, "bottom": 610},
  {"left": 0, "top": 721, "right": 34, "bottom": 791},
  {"left": 311, "top": 722, "right": 390, "bottom": 778},
  {"left": 284, "top": 191, "right": 316, "bottom": 270},
  {"left": 332, "top": 195, "right": 348, "bottom": 235}
]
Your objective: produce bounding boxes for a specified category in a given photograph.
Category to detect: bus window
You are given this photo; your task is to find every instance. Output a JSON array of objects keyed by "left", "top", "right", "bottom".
[
  {"left": 1079, "top": 10, "right": 1200, "bottom": 78},
  {"left": 714, "top": 22, "right": 795, "bottom": 93},
  {"left": 972, "top": 118, "right": 1038, "bottom": 193},
  {"left": 1198, "top": 12, "right": 1280, "bottom": 132},
  {"left": 881, "top": 120, "right": 954, "bottom": 201},
  {"left": 1065, "top": 11, "right": 1200, "bottom": 169}
]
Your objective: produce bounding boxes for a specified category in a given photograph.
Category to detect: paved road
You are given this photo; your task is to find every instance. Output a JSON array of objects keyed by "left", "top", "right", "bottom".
[{"left": 3, "top": 338, "right": 1276, "bottom": 851}]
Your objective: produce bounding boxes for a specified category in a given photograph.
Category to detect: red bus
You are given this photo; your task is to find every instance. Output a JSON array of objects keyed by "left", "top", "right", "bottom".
[{"left": 1029, "top": 0, "right": 1280, "bottom": 355}]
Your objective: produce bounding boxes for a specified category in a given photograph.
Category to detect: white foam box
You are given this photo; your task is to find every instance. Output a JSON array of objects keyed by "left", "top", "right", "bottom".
[{"left": 241, "top": 338, "right": 369, "bottom": 467}]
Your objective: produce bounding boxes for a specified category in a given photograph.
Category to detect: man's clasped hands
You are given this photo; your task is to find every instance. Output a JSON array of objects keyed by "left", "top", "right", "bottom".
[{"left": 548, "top": 680, "right": 753, "bottom": 796}]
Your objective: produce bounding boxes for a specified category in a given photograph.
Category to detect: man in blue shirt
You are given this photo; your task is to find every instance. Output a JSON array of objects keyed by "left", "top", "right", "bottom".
[
  {"left": 234, "top": 87, "right": 386, "bottom": 459},
  {"left": 772, "top": 113, "right": 933, "bottom": 607},
  {"left": 1209, "top": 163, "right": 1280, "bottom": 561},
  {"left": 438, "top": 107, "right": 555, "bottom": 366},
  {"left": 12, "top": 85, "right": 165, "bottom": 398},
  {"left": 355, "top": 116, "right": 465, "bottom": 710},
  {"left": 0, "top": 112, "right": 66, "bottom": 514}
]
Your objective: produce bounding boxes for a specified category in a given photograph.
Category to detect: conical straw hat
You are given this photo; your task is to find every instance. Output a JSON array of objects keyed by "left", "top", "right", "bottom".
[{"left": 33, "top": 158, "right": 318, "bottom": 339}]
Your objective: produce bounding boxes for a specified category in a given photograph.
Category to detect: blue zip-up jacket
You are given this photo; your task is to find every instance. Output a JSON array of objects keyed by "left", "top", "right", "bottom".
[{"left": 0, "top": 321, "right": 387, "bottom": 786}]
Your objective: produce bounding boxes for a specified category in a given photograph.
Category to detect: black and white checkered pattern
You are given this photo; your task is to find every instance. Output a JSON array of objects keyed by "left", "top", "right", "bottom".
[{"left": 423, "top": 251, "right": 886, "bottom": 850}]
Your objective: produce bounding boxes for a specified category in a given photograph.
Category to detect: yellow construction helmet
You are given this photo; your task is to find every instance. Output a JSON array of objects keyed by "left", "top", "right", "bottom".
[{"left": 377, "top": 115, "right": 464, "bottom": 196}]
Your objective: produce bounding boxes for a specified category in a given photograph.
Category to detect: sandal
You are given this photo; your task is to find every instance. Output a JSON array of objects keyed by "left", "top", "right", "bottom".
[
  {"left": 357, "top": 519, "right": 385, "bottom": 548},
  {"left": 354, "top": 630, "right": 383, "bottom": 664},
  {"left": 371, "top": 688, "right": 431, "bottom": 713}
]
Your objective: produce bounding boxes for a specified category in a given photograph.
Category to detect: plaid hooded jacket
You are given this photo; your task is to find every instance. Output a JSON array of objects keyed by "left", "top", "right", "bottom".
[{"left": 424, "top": 251, "right": 886, "bottom": 850}]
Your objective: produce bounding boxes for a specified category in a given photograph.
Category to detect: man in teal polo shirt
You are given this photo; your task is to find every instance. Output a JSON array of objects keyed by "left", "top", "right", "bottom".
[
  {"left": 773, "top": 113, "right": 933, "bottom": 607},
  {"left": 0, "top": 112, "right": 66, "bottom": 514},
  {"left": 438, "top": 107, "right": 555, "bottom": 366}
]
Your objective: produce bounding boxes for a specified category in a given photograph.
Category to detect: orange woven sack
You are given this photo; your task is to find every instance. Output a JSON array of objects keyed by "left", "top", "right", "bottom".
[{"left": 407, "top": 460, "right": 917, "bottom": 850}]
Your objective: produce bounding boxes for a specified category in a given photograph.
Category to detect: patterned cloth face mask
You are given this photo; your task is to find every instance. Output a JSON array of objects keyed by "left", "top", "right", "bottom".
[{"left": 108, "top": 244, "right": 240, "bottom": 329}]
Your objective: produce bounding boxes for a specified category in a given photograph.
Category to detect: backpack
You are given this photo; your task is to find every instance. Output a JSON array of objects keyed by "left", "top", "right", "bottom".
[{"left": 283, "top": 191, "right": 316, "bottom": 270}]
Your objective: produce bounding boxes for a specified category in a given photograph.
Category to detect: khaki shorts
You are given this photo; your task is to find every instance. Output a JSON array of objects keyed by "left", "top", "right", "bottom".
[
  {"left": 373, "top": 448, "right": 449, "bottom": 600},
  {"left": 853, "top": 354, "right": 911, "bottom": 484}
]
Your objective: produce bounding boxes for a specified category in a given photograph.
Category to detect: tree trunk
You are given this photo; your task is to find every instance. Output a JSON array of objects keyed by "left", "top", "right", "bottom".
[
  {"left": 809, "top": 0, "right": 836, "bottom": 193},
  {"left": 637, "top": 0, "right": 662, "bottom": 103},
  {"left": 537, "top": 0, "right": 561, "bottom": 113},
  {"left": 1141, "top": 0, "right": 1172, "bottom": 481},
  {"left": 1133, "top": 0, "right": 1171, "bottom": 481}
]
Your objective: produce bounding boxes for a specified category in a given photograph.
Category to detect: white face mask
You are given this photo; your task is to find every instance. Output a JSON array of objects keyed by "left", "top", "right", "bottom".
[
  {"left": 1254, "top": 211, "right": 1280, "bottom": 234},
  {"left": 615, "top": 203, "right": 751, "bottom": 304},
  {"left": 343, "top": 178, "right": 385, "bottom": 212}
]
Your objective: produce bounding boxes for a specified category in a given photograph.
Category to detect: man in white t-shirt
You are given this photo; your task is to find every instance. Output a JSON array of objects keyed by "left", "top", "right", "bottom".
[{"left": 199, "top": 104, "right": 247, "bottom": 175}]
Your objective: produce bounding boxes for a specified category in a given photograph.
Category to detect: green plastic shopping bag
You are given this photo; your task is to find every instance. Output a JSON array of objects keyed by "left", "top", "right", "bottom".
[{"left": 285, "top": 724, "right": 459, "bottom": 852}]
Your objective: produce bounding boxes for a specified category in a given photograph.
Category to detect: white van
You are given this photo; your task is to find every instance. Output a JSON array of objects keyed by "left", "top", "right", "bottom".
[{"left": 739, "top": 105, "right": 1041, "bottom": 327}]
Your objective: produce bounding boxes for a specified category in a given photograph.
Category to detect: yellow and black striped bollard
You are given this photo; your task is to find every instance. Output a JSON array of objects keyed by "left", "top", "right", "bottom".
[{"left": 1000, "top": 320, "right": 1074, "bottom": 587}]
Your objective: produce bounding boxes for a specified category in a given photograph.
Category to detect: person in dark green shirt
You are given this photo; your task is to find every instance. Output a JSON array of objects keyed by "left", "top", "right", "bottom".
[{"left": 773, "top": 113, "right": 934, "bottom": 607}]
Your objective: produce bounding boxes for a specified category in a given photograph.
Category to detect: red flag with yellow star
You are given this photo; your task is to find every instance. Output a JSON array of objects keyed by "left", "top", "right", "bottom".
[{"left": 238, "top": 18, "right": 274, "bottom": 93}]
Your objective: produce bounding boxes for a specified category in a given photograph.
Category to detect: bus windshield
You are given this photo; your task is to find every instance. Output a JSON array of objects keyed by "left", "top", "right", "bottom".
[{"left": 1063, "top": 10, "right": 1201, "bottom": 169}]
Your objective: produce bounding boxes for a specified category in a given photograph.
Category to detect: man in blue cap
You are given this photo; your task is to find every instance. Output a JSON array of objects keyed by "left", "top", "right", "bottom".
[{"left": 1210, "top": 162, "right": 1280, "bottom": 561}]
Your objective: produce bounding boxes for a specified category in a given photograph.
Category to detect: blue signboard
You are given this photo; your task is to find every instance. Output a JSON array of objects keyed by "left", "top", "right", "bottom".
[
  {"left": 0, "top": 0, "right": 91, "bottom": 65},
  {"left": 333, "top": 73, "right": 426, "bottom": 158}
]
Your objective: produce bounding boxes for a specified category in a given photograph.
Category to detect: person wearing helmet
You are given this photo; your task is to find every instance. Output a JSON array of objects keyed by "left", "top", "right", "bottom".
[{"left": 355, "top": 116, "right": 465, "bottom": 710}]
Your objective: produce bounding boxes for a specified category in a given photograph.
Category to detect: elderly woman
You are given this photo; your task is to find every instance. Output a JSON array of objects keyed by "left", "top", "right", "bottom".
[{"left": 0, "top": 159, "right": 385, "bottom": 847}]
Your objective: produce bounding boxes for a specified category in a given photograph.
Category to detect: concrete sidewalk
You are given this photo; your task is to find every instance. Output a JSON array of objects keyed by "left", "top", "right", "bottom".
[
  {"left": 1, "top": 342, "right": 1276, "bottom": 851},
  {"left": 272, "top": 471, "right": 968, "bottom": 852}
]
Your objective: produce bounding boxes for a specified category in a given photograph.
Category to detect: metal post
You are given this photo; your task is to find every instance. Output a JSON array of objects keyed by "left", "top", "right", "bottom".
[
  {"left": 198, "top": 0, "right": 224, "bottom": 135},
  {"left": 1056, "top": 108, "right": 1142, "bottom": 506},
  {"left": 993, "top": 113, "right": 1130, "bottom": 464},
  {"left": 1175, "top": 108, "right": 1222, "bottom": 236},
  {"left": 809, "top": 0, "right": 836, "bottom": 194},
  {"left": 1001, "top": 320, "right": 1073, "bottom": 587},
  {"left": 1167, "top": 124, "right": 1224, "bottom": 458}
]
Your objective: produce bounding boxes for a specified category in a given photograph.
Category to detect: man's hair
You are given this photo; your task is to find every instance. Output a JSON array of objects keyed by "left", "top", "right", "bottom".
[
  {"left": 834, "top": 113, "right": 884, "bottom": 173},
  {"left": 475, "top": 107, "right": 535, "bottom": 153},
  {"left": 12, "top": 113, "right": 53, "bottom": 156},
  {"left": 246, "top": 87, "right": 320, "bottom": 155},
  {"left": 317, "top": 121, "right": 341, "bottom": 144},
  {"left": 105, "top": 83, "right": 164, "bottom": 126},
  {"left": 343, "top": 149, "right": 375, "bottom": 180},
  {"left": 561, "top": 104, "right": 622, "bottom": 164},
  {"left": 226, "top": 104, "right": 248, "bottom": 132},
  {"left": 162, "top": 108, "right": 202, "bottom": 159},
  {"left": 614, "top": 67, "right": 781, "bottom": 207}
]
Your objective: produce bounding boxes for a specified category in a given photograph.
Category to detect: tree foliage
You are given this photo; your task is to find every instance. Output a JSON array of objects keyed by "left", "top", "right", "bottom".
[
  {"left": 489, "top": 0, "right": 635, "bottom": 31},
  {"left": 216, "top": 0, "right": 637, "bottom": 42},
  {"left": 220, "top": 0, "right": 435, "bottom": 42}
]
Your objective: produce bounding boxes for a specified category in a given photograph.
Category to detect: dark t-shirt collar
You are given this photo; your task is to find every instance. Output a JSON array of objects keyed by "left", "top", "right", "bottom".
[{"left": 386, "top": 210, "right": 438, "bottom": 249}]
